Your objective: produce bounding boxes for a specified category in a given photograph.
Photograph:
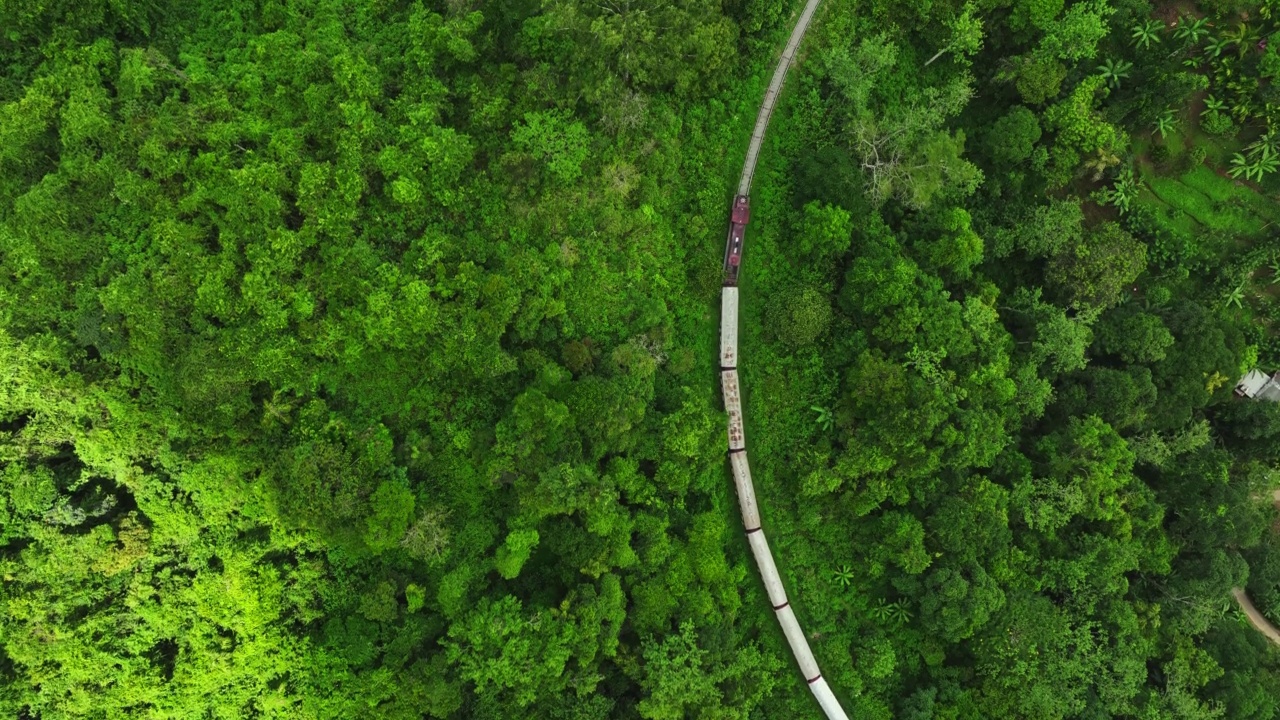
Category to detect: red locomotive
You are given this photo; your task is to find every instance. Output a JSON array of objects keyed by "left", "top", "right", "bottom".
[{"left": 723, "top": 195, "right": 750, "bottom": 285}]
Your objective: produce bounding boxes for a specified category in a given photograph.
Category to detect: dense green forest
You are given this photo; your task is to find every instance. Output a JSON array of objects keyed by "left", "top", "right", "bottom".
[{"left": 7, "top": 0, "right": 1280, "bottom": 717}]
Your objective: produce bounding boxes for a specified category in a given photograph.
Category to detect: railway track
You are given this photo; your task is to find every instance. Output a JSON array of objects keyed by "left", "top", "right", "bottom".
[{"left": 718, "top": 0, "right": 847, "bottom": 717}]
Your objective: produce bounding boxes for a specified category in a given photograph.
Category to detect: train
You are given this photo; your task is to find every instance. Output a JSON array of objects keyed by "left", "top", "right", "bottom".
[
  {"left": 723, "top": 195, "right": 750, "bottom": 286},
  {"left": 719, "top": 190, "right": 848, "bottom": 720}
]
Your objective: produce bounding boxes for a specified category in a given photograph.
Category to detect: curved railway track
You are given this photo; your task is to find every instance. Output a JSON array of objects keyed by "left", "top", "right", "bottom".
[{"left": 718, "top": 1, "right": 847, "bottom": 718}]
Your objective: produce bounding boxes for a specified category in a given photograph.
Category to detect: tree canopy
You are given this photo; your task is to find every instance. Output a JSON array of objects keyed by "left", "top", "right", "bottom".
[{"left": 4, "top": 0, "right": 1280, "bottom": 718}]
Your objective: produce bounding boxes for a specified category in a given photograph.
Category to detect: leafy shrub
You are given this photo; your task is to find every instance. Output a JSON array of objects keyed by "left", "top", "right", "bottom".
[
  {"left": 1186, "top": 145, "right": 1208, "bottom": 170},
  {"left": 988, "top": 106, "right": 1042, "bottom": 164},
  {"left": 769, "top": 286, "right": 833, "bottom": 346},
  {"left": 1149, "top": 142, "right": 1171, "bottom": 165},
  {"left": 1200, "top": 110, "right": 1235, "bottom": 136}
]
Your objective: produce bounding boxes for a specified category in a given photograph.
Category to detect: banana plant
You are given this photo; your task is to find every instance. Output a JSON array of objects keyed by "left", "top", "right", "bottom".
[
  {"left": 1246, "top": 131, "right": 1280, "bottom": 160},
  {"left": 1233, "top": 100, "right": 1259, "bottom": 122},
  {"left": 1229, "top": 148, "right": 1279, "bottom": 181},
  {"left": 1131, "top": 19, "right": 1163, "bottom": 49},
  {"left": 1153, "top": 109, "right": 1177, "bottom": 139},
  {"left": 1223, "top": 21, "right": 1258, "bottom": 57},
  {"left": 1096, "top": 166, "right": 1140, "bottom": 214},
  {"left": 1204, "top": 95, "right": 1227, "bottom": 114},
  {"left": 1206, "top": 35, "right": 1235, "bottom": 58},
  {"left": 1224, "top": 280, "right": 1248, "bottom": 309},
  {"left": 811, "top": 405, "right": 833, "bottom": 433},
  {"left": 1098, "top": 57, "right": 1134, "bottom": 89},
  {"left": 1174, "top": 16, "right": 1211, "bottom": 45}
]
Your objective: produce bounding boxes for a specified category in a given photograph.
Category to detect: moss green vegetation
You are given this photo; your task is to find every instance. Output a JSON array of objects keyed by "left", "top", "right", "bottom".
[
  {"left": 6, "top": 1, "right": 1280, "bottom": 719},
  {"left": 1146, "top": 173, "right": 1270, "bottom": 236}
]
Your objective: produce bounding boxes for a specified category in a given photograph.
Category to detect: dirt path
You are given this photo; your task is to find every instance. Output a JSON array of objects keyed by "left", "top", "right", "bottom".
[
  {"left": 1233, "top": 587, "right": 1280, "bottom": 645},
  {"left": 720, "top": 0, "right": 847, "bottom": 718},
  {"left": 1233, "top": 489, "right": 1280, "bottom": 647}
]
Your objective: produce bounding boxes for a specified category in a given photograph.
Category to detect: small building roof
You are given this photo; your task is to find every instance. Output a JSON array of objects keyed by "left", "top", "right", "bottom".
[{"left": 1237, "top": 369, "right": 1280, "bottom": 401}]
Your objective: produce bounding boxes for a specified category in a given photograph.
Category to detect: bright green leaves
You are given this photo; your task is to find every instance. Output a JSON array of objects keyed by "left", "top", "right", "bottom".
[
  {"left": 867, "top": 511, "right": 931, "bottom": 577},
  {"left": 797, "top": 200, "right": 854, "bottom": 263},
  {"left": 1004, "top": 286, "right": 1094, "bottom": 377},
  {"left": 532, "top": 0, "right": 739, "bottom": 102},
  {"left": 635, "top": 622, "right": 721, "bottom": 720},
  {"left": 1014, "top": 55, "right": 1068, "bottom": 105},
  {"left": 913, "top": 207, "right": 984, "bottom": 280},
  {"left": 1008, "top": 0, "right": 1064, "bottom": 33},
  {"left": 495, "top": 387, "right": 572, "bottom": 462},
  {"left": 849, "top": 75, "right": 983, "bottom": 209},
  {"left": 660, "top": 387, "right": 718, "bottom": 461},
  {"left": 0, "top": 81, "right": 57, "bottom": 172},
  {"left": 495, "top": 528, "right": 540, "bottom": 579},
  {"left": 1042, "top": 75, "right": 1127, "bottom": 187},
  {"left": 923, "top": 2, "right": 985, "bottom": 67},
  {"left": 405, "top": 583, "right": 426, "bottom": 613},
  {"left": 364, "top": 478, "right": 415, "bottom": 554},
  {"left": 767, "top": 285, "right": 833, "bottom": 347},
  {"left": 632, "top": 621, "right": 780, "bottom": 720},
  {"left": 512, "top": 110, "right": 590, "bottom": 184},
  {"left": 359, "top": 580, "right": 401, "bottom": 622},
  {"left": 379, "top": 124, "right": 476, "bottom": 208},
  {"left": 834, "top": 217, "right": 1018, "bottom": 506},
  {"left": 443, "top": 595, "right": 573, "bottom": 707},
  {"left": 918, "top": 564, "right": 1006, "bottom": 643},
  {"left": 0, "top": 464, "right": 58, "bottom": 542},
  {"left": 1035, "top": 0, "right": 1112, "bottom": 62}
]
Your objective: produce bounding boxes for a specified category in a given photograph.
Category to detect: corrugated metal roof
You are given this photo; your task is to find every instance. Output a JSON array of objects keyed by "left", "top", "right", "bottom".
[{"left": 1258, "top": 375, "right": 1280, "bottom": 402}]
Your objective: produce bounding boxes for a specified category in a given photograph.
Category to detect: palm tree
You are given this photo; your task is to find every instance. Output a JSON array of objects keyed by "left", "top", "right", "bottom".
[
  {"left": 831, "top": 565, "right": 854, "bottom": 587},
  {"left": 1131, "top": 19, "right": 1163, "bottom": 49},
  {"left": 1153, "top": 109, "right": 1177, "bottom": 139},
  {"left": 1173, "top": 16, "right": 1211, "bottom": 45},
  {"left": 1083, "top": 147, "right": 1121, "bottom": 181},
  {"left": 1097, "top": 57, "right": 1134, "bottom": 88},
  {"left": 887, "top": 601, "right": 913, "bottom": 627},
  {"left": 870, "top": 599, "right": 892, "bottom": 622}
]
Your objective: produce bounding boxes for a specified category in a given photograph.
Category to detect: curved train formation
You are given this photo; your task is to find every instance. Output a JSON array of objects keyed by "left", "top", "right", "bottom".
[
  {"left": 719, "top": 206, "right": 846, "bottom": 720},
  {"left": 716, "top": 0, "right": 847, "bottom": 717}
]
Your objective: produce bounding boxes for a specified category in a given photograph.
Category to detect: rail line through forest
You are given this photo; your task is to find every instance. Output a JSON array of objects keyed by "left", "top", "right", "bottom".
[{"left": 718, "top": 0, "right": 848, "bottom": 718}]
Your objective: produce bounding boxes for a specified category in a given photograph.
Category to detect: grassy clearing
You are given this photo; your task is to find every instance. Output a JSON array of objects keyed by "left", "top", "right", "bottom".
[
  {"left": 1179, "top": 165, "right": 1280, "bottom": 225},
  {"left": 1141, "top": 167, "right": 1269, "bottom": 235},
  {"left": 1137, "top": 187, "right": 1203, "bottom": 239}
]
